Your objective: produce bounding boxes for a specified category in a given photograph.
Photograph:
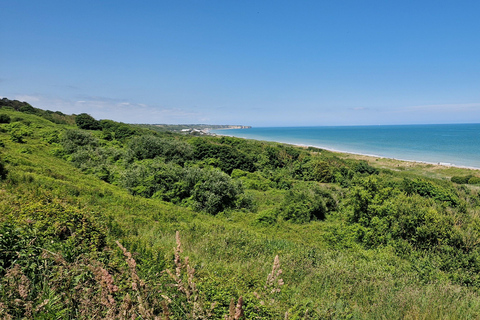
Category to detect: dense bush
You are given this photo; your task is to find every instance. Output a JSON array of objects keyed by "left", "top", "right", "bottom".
[
  {"left": 279, "top": 182, "right": 337, "bottom": 223},
  {"left": 304, "top": 159, "right": 335, "bottom": 182},
  {"left": 190, "top": 168, "right": 243, "bottom": 214},
  {"left": 61, "top": 129, "right": 98, "bottom": 154},
  {"left": 192, "top": 138, "right": 255, "bottom": 174},
  {"left": 354, "top": 160, "right": 379, "bottom": 175},
  {"left": 468, "top": 176, "right": 480, "bottom": 185},
  {"left": 402, "top": 178, "right": 458, "bottom": 206},
  {"left": 0, "top": 114, "right": 11, "bottom": 123},
  {"left": 451, "top": 175, "right": 473, "bottom": 184},
  {"left": 100, "top": 119, "right": 136, "bottom": 140},
  {"left": 127, "top": 135, "right": 193, "bottom": 164},
  {"left": 121, "top": 161, "right": 244, "bottom": 214},
  {"left": 75, "top": 113, "right": 102, "bottom": 130},
  {"left": 232, "top": 169, "right": 270, "bottom": 191},
  {"left": 1, "top": 98, "right": 33, "bottom": 111}
]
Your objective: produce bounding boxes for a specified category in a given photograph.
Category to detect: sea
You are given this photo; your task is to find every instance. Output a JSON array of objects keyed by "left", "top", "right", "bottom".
[{"left": 211, "top": 123, "right": 480, "bottom": 169}]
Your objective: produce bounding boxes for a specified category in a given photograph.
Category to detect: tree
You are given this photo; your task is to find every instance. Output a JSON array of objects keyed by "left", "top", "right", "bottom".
[{"left": 75, "top": 113, "right": 101, "bottom": 130}]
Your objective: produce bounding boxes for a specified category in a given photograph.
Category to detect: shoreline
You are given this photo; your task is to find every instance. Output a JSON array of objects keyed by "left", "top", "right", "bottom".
[{"left": 211, "top": 131, "right": 480, "bottom": 172}]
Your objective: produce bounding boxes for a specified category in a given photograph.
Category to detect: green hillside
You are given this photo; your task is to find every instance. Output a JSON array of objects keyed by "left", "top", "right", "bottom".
[{"left": 1, "top": 99, "right": 480, "bottom": 319}]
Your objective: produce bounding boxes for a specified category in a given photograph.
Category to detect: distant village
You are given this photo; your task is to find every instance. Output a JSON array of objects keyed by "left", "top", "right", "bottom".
[{"left": 180, "top": 125, "right": 251, "bottom": 135}]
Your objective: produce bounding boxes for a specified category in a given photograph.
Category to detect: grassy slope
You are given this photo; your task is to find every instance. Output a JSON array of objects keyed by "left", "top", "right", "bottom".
[{"left": 1, "top": 108, "right": 480, "bottom": 319}]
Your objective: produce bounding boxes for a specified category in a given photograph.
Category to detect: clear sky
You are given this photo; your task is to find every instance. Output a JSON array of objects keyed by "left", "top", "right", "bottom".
[{"left": 1, "top": 1, "right": 479, "bottom": 126}]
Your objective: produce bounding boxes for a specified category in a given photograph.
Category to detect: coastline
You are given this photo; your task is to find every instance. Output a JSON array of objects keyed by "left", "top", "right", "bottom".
[{"left": 211, "top": 130, "right": 480, "bottom": 172}]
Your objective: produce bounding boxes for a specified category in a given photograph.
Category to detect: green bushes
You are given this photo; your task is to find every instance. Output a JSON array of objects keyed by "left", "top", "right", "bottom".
[
  {"left": 279, "top": 182, "right": 337, "bottom": 223},
  {"left": 452, "top": 175, "right": 480, "bottom": 185},
  {"left": 61, "top": 129, "right": 98, "bottom": 154},
  {"left": 2, "top": 122, "right": 33, "bottom": 143},
  {"left": 190, "top": 168, "right": 244, "bottom": 214},
  {"left": 121, "top": 161, "right": 244, "bottom": 214},
  {"left": 402, "top": 178, "right": 458, "bottom": 206},
  {"left": 75, "top": 113, "right": 102, "bottom": 130},
  {"left": 127, "top": 135, "right": 193, "bottom": 164},
  {"left": 192, "top": 138, "right": 255, "bottom": 174},
  {"left": 354, "top": 160, "right": 379, "bottom": 175},
  {"left": 0, "top": 114, "right": 10, "bottom": 123},
  {"left": 99, "top": 119, "right": 136, "bottom": 140},
  {"left": 469, "top": 176, "right": 480, "bottom": 185}
]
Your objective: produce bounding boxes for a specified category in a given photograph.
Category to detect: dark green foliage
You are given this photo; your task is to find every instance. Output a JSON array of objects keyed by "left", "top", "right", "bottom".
[
  {"left": 0, "top": 160, "right": 7, "bottom": 180},
  {"left": 468, "top": 176, "right": 480, "bottom": 185},
  {"left": 452, "top": 175, "right": 473, "bottom": 184},
  {"left": 280, "top": 182, "right": 337, "bottom": 223},
  {"left": 402, "top": 178, "right": 459, "bottom": 206},
  {"left": 18, "top": 104, "right": 36, "bottom": 114},
  {"left": 190, "top": 168, "right": 243, "bottom": 214},
  {"left": 121, "top": 161, "right": 243, "bottom": 214},
  {"left": 354, "top": 160, "right": 379, "bottom": 175},
  {"left": 128, "top": 135, "right": 193, "bottom": 164},
  {"left": 100, "top": 119, "right": 136, "bottom": 140},
  {"left": 451, "top": 175, "right": 480, "bottom": 185},
  {"left": 39, "top": 109, "right": 71, "bottom": 124},
  {"left": 75, "top": 113, "right": 102, "bottom": 130},
  {"left": 1, "top": 98, "right": 34, "bottom": 111},
  {"left": 0, "top": 114, "right": 10, "bottom": 123},
  {"left": 192, "top": 138, "right": 255, "bottom": 174},
  {"left": 61, "top": 129, "right": 98, "bottom": 154},
  {"left": 304, "top": 159, "right": 335, "bottom": 182},
  {"left": 232, "top": 169, "right": 271, "bottom": 191},
  {"left": 121, "top": 160, "right": 183, "bottom": 198},
  {"left": 255, "top": 208, "right": 279, "bottom": 226}
]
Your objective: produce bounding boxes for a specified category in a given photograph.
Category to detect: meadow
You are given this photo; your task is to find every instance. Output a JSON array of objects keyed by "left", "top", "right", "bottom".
[{"left": 1, "top": 99, "right": 480, "bottom": 319}]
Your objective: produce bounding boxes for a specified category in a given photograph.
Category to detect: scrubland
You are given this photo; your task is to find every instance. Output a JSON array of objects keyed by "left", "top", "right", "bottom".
[{"left": 1, "top": 100, "right": 480, "bottom": 319}]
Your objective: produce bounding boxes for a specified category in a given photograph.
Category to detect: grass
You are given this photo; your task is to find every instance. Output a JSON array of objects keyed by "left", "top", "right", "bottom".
[{"left": 2, "top": 107, "right": 480, "bottom": 318}]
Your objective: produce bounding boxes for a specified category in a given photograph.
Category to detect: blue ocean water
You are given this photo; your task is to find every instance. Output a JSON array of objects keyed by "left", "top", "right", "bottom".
[{"left": 212, "top": 124, "right": 480, "bottom": 169}]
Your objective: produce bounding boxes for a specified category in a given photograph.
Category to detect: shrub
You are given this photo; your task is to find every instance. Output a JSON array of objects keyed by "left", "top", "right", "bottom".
[
  {"left": 5, "top": 122, "right": 32, "bottom": 143},
  {"left": 355, "top": 160, "right": 379, "bottom": 175},
  {"left": 451, "top": 175, "right": 472, "bottom": 184},
  {"left": 61, "top": 129, "right": 98, "bottom": 154},
  {"left": 18, "top": 104, "right": 36, "bottom": 114},
  {"left": 255, "top": 209, "right": 279, "bottom": 226},
  {"left": 279, "top": 182, "right": 336, "bottom": 223},
  {"left": 307, "top": 159, "right": 335, "bottom": 182},
  {"left": 402, "top": 178, "right": 458, "bottom": 206},
  {"left": 121, "top": 162, "right": 244, "bottom": 214},
  {"left": 190, "top": 168, "right": 243, "bottom": 214},
  {"left": 127, "top": 135, "right": 193, "bottom": 164},
  {"left": 0, "top": 114, "right": 10, "bottom": 123},
  {"left": 468, "top": 177, "right": 480, "bottom": 185},
  {"left": 192, "top": 138, "right": 255, "bottom": 174},
  {"left": 75, "top": 113, "right": 101, "bottom": 130},
  {"left": 99, "top": 119, "right": 136, "bottom": 140}
]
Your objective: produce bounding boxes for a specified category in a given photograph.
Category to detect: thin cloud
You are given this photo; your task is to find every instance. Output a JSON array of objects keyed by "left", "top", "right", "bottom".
[
  {"left": 402, "top": 103, "right": 480, "bottom": 112},
  {"left": 11, "top": 93, "right": 204, "bottom": 124}
]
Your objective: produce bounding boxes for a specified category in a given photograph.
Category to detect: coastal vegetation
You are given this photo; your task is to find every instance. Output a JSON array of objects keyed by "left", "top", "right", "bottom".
[{"left": 1, "top": 98, "right": 480, "bottom": 318}]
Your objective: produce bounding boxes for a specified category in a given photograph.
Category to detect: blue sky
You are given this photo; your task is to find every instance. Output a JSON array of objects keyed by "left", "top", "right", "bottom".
[{"left": 1, "top": 1, "right": 479, "bottom": 126}]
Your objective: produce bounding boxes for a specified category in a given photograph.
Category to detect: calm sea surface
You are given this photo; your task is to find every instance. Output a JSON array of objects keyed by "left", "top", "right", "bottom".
[{"left": 212, "top": 124, "right": 480, "bottom": 169}]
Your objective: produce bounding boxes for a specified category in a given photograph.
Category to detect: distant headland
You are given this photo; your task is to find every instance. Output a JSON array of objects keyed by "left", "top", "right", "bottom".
[{"left": 134, "top": 124, "right": 251, "bottom": 135}]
